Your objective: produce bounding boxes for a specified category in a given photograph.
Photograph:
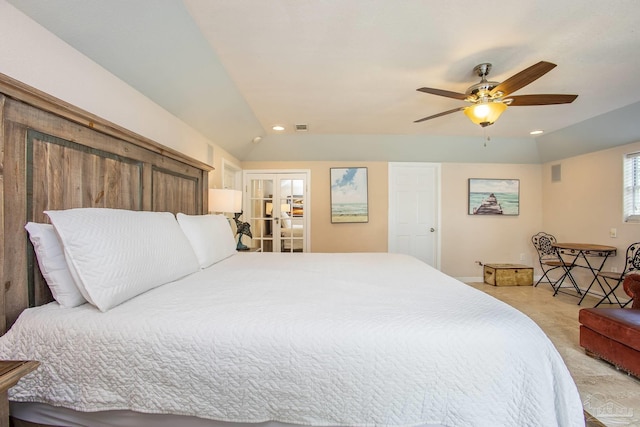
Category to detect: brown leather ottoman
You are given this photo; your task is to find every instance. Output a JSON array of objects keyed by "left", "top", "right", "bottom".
[{"left": 579, "top": 307, "right": 640, "bottom": 377}]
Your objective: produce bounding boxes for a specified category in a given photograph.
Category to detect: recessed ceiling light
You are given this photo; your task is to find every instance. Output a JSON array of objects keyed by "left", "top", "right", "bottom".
[
  {"left": 530, "top": 130, "right": 544, "bottom": 135},
  {"left": 272, "top": 125, "right": 285, "bottom": 131}
]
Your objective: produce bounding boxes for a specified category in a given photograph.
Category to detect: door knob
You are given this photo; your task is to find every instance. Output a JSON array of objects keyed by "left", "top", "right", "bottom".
[{"left": 430, "top": 227, "right": 435, "bottom": 232}]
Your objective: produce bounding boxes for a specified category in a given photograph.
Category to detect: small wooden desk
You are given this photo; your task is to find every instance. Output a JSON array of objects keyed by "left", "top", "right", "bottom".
[
  {"left": 552, "top": 243, "right": 617, "bottom": 305},
  {"left": 0, "top": 361, "right": 39, "bottom": 427}
]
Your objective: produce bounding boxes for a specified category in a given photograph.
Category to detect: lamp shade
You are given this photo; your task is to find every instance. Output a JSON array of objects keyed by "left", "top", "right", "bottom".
[
  {"left": 265, "top": 202, "right": 291, "bottom": 215},
  {"left": 209, "top": 189, "right": 242, "bottom": 213},
  {"left": 464, "top": 102, "right": 507, "bottom": 127}
]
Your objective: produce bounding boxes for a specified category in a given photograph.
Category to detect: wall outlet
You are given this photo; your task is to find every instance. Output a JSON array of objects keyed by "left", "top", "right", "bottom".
[
  {"left": 610, "top": 227, "right": 617, "bottom": 238},
  {"left": 611, "top": 266, "right": 618, "bottom": 273},
  {"left": 519, "top": 253, "right": 526, "bottom": 261}
]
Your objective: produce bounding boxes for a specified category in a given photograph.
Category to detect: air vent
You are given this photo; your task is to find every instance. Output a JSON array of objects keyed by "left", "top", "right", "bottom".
[
  {"left": 551, "top": 164, "right": 561, "bottom": 182},
  {"left": 295, "top": 124, "right": 308, "bottom": 132}
]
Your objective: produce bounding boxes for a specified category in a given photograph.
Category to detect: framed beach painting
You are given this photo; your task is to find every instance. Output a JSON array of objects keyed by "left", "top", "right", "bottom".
[
  {"left": 330, "top": 167, "right": 369, "bottom": 223},
  {"left": 468, "top": 178, "right": 520, "bottom": 215}
]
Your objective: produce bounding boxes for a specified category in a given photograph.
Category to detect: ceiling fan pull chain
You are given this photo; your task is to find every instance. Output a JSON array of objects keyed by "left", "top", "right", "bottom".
[{"left": 483, "top": 129, "right": 490, "bottom": 147}]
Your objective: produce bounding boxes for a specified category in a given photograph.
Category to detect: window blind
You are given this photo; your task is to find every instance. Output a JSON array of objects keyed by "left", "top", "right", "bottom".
[{"left": 624, "top": 152, "right": 640, "bottom": 222}]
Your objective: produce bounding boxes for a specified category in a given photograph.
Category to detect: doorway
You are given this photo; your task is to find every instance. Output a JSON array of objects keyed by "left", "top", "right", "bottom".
[
  {"left": 243, "top": 170, "right": 310, "bottom": 252},
  {"left": 388, "top": 163, "right": 441, "bottom": 268}
]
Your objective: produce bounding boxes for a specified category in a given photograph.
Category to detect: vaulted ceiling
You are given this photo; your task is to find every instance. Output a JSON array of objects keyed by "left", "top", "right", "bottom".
[{"left": 8, "top": 0, "right": 640, "bottom": 163}]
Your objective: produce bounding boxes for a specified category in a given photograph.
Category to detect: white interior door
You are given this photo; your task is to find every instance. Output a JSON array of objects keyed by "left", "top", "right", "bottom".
[{"left": 388, "top": 163, "right": 440, "bottom": 268}]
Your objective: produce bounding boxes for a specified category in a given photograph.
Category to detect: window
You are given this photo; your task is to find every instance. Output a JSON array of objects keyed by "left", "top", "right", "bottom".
[{"left": 624, "top": 152, "right": 640, "bottom": 222}]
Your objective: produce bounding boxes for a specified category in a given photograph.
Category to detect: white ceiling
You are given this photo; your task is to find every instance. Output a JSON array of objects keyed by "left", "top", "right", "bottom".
[{"left": 7, "top": 0, "right": 640, "bottom": 163}]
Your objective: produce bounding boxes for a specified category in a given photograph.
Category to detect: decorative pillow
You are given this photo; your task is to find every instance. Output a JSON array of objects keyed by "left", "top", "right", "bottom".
[
  {"left": 24, "top": 222, "right": 87, "bottom": 308},
  {"left": 176, "top": 213, "right": 237, "bottom": 269},
  {"left": 45, "top": 208, "right": 200, "bottom": 312}
]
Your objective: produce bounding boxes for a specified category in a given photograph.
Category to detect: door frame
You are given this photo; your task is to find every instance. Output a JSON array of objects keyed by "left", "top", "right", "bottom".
[
  {"left": 243, "top": 169, "right": 311, "bottom": 252},
  {"left": 388, "top": 162, "right": 442, "bottom": 269},
  {"left": 221, "top": 158, "right": 242, "bottom": 190}
]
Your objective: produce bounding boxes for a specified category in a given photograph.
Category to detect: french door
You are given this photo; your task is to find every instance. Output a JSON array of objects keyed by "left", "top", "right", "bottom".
[{"left": 243, "top": 171, "right": 309, "bottom": 252}]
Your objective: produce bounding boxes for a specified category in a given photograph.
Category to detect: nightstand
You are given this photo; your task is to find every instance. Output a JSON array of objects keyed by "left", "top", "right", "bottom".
[
  {"left": 0, "top": 361, "right": 39, "bottom": 427},
  {"left": 239, "top": 247, "right": 262, "bottom": 252}
]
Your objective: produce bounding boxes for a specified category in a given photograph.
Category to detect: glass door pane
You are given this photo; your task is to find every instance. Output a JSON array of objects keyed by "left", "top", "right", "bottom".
[
  {"left": 278, "top": 177, "right": 305, "bottom": 252},
  {"left": 244, "top": 172, "right": 308, "bottom": 253},
  {"left": 247, "top": 175, "right": 274, "bottom": 252}
]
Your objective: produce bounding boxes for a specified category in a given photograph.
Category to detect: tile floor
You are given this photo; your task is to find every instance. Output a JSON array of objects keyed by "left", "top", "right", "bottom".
[{"left": 468, "top": 282, "right": 640, "bottom": 427}]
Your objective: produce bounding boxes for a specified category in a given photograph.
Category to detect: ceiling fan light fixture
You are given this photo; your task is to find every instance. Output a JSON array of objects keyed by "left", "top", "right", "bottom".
[
  {"left": 414, "top": 62, "right": 577, "bottom": 127},
  {"left": 464, "top": 102, "right": 507, "bottom": 127}
]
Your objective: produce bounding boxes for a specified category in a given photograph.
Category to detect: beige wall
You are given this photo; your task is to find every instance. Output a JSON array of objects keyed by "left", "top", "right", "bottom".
[
  {"left": 244, "top": 160, "right": 544, "bottom": 279},
  {"left": 440, "top": 163, "right": 543, "bottom": 279},
  {"left": 542, "top": 140, "right": 640, "bottom": 283},
  {"left": 242, "top": 142, "right": 640, "bottom": 283},
  {"left": 246, "top": 143, "right": 640, "bottom": 285},
  {"left": 242, "top": 162, "right": 388, "bottom": 253}
]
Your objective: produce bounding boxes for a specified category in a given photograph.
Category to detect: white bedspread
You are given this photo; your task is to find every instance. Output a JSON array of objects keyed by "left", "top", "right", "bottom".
[{"left": 0, "top": 253, "right": 584, "bottom": 427}]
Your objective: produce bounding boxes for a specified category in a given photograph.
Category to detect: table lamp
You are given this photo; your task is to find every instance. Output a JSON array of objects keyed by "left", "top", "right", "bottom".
[
  {"left": 208, "top": 188, "right": 252, "bottom": 251},
  {"left": 208, "top": 189, "right": 242, "bottom": 214}
]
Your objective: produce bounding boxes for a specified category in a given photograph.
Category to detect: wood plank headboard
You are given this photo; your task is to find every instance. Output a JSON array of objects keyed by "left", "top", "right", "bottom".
[{"left": 0, "top": 73, "right": 213, "bottom": 333}]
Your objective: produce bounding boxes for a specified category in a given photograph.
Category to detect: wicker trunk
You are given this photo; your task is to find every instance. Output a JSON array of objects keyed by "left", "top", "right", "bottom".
[{"left": 483, "top": 264, "right": 533, "bottom": 286}]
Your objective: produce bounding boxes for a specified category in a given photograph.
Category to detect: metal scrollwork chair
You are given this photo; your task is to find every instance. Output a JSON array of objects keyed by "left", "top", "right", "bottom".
[
  {"left": 531, "top": 232, "right": 573, "bottom": 291},
  {"left": 594, "top": 242, "right": 640, "bottom": 307}
]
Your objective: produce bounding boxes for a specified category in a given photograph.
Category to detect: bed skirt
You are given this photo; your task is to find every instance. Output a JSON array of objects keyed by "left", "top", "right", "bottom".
[{"left": 11, "top": 402, "right": 447, "bottom": 427}]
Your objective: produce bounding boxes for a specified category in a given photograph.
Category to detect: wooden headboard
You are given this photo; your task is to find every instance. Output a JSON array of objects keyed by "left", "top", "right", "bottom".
[{"left": 0, "top": 73, "right": 213, "bottom": 333}]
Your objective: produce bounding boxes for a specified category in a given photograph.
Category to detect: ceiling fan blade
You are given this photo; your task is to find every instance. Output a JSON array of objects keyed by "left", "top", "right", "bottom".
[
  {"left": 414, "top": 106, "right": 466, "bottom": 123},
  {"left": 490, "top": 61, "right": 557, "bottom": 98},
  {"left": 417, "top": 87, "right": 467, "bottom": 100},
  {"left": 506, "top": 94, "right": 578, "bottom": 106}
]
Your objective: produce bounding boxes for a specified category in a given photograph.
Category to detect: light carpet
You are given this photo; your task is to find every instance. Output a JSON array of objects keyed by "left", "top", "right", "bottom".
[{"left": 468, "top": 282, "right": 640, "bottom": 427}]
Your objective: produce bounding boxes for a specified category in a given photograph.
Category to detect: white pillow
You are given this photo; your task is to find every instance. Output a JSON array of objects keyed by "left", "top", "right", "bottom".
[
  {"left": 24, "top": 222, "right": 87, "bottom": 308},
  {"left": 176, "top": 213, "right": 237, "bottom": 268},
  {"left": 281, "top": 211, "right": 292, "bottom": 228},
  {"left": 45, "top": 208, "right": 200, "bottom": 312}
]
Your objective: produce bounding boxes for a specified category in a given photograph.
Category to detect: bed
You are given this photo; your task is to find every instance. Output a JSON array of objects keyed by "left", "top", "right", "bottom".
[{"left": 0, "top": 73, "right": 585, "bottom": 427}]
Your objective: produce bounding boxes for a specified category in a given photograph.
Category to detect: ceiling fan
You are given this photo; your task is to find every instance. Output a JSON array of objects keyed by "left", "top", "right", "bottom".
[{"left": 414, "top": 61, "right": 578, "bottom": 128}]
